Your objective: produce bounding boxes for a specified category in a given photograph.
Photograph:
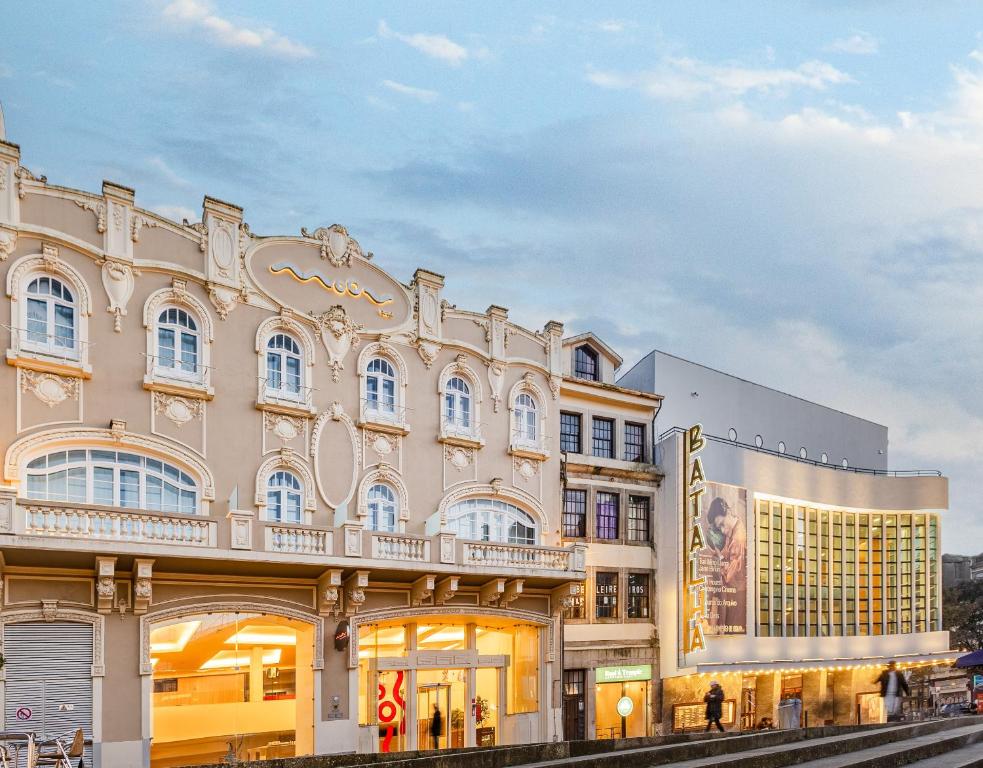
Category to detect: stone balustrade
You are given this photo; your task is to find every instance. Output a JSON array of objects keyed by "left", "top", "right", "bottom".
[
  {"left": 371, "top": 532, "right": 430, "bottom": 562},
  {"left": 22, "top": 503, "right": 216, "bottom": 547},
  {"left": 265, "top": 524, "right": 331, "bottom": 556},
  {"left": 463, "top": 541, "right": 584, "bottom": 572}
]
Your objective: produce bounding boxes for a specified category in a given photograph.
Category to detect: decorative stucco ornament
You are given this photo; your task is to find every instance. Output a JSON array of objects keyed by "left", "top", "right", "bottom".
[
  {"left": 208, "top": 285, "right": 239, "bottom": 320},
  {"left": 20, "top": 370, "right": 79, "bottom": 407},
  {"left": 300, "top": 224, "right": 364, "bottom": 268},
  {"left": 101, "top": 259, "right": 137, "bottom": 332},
  {"left": 416, "top": 339, "right": 441, "bottom": 369},
  {"left": 316, "top": 305, "right": 362, "bottom": 383},
  {"left": 0, "top": 227, "right": 15, "bottom": 261}
]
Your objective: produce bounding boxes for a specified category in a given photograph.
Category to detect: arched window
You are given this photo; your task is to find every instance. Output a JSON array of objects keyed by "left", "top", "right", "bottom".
[
  {"left": 266, "top": 470, "right": 302, "bottom": 523},
  {"left": 513, "top": 393, "right": 538, "bottom": 443},
  {"left": 444, "top": 376, "right": 472, "bottom": 430},
  {"left": 24, "top": 449, "right": 198, "bottom": 514},
  {"left": 574, "top": 345, "right": 599, "bottom": 381},
  {"left": 155, "top": 307, "right": 200, "bottom": 379},
  {"left": 366, "top": 358, "right": 396, "bottom": 416},
  {"left": 446, "top": 498, "right": 538, "bottom": 545},
  {"left": 25, "top": 276, "right": 77, "bottom": 357},
  {"left": 367, "top": 483, "right": 397, "bottom": 532},
  {"left": 266, "top": 333, "right": 302, "bottom": 398}
]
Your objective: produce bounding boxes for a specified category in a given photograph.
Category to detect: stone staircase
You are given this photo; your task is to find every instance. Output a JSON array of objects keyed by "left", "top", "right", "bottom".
[{"left": 195, "top": 717, "right": 983, "bottom": 768}]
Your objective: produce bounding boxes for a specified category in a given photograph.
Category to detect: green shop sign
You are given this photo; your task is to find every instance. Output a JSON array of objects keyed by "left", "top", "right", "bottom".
[{"left": 596, "top": 664, "right": 652, "bottom": 684}]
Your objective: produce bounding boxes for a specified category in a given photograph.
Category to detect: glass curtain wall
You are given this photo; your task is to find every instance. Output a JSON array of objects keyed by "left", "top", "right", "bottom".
[{"left": 755, "top": 499, "right": 939, "bottom": 638}]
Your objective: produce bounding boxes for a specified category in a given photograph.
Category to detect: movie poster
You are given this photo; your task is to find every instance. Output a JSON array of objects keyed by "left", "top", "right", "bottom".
[{"left": 698, "top": 482, "right": 748, "bottom": 635}]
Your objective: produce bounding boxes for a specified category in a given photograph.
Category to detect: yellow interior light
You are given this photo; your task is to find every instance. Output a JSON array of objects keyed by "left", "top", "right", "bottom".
[
  {"left": 150, "top": 620, "right": 201, "bottom": 653},
  {"left": 200, "top": 648, "right": 282, "bottom": 671}
]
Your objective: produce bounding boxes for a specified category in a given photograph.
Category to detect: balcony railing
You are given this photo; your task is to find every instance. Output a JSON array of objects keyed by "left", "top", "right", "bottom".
[
  {"left": 265, "top": 524, "right": 331, "bottom": 556},
  {"left": 4, "top": 324, "right": 89, "bottom": 363},
  {"left": 371, "top": 532, "right": 430, "bottom": 562},
  {"left": 22, "top": 503, "right": 216, "bottom": 547},
  {"left": 463, "top": 541, "right": 583, "bottom": 571},
  {"left": 257, "top": 377, "right": 316, "bottom": 410}
]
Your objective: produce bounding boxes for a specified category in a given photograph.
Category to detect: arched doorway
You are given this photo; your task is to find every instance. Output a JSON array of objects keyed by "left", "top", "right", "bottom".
[{"left": 147, "top": 610, "right": 315, "bottom": 768}]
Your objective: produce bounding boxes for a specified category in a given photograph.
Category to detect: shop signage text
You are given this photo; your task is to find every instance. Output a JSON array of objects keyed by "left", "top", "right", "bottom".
[
  {"left": 596, "top": 664, "right": 652, "bottom": 683},
  {"left": 683, "top": 423, "right": 707, "bottom": 654}
]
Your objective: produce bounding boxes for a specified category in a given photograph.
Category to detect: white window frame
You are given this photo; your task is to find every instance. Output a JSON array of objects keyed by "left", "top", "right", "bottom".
[
  {"left": 356, "top": 467, "right": 409, "bottom": 532},
  {"left": 254, "top": 453, "right": 316, "bottom": 525},
  {"left": 265, "top": 333, "right": 304, "bottom": 400},
  {"left": 6, "top": 248, "right": 93, "bottom": 372},
  {"left": 507, "top": 375, "right": 549, "bottom": 458},
  {"left": 357, "top": 343, "right": 408, "bottom": 431},
  {"left": 366, "top": 482, "right": 398, "bottom": 532},
  {"left": 437, "top": 356, "right": 484, "bottom": 445},
  {"left": 446, "top": 497, "right": 539, "bottom": 545},
  {"left": 254, "top": 314, "right": 317, "bottom": 413},
  {"left": 23, "top": 275, "right": 79, "bottom": 359},
  {"left": 265, "top": 469, "right": 303, "bottom": 524},
  {"left": 143, "top": 283, "right": 214, "bottom": 393},
  {"left": 22, "top": 448, "right": 200, "bottom": 515},
  {"left": 154, "top": 306, "right": 201, "bottom": 381}
]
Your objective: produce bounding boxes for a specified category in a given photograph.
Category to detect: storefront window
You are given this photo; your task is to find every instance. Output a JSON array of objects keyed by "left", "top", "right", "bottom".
[
  {"left": 626, "top": 574, "right": 649, "bottom": 619},
  {"left": 595, "top": 572, "right": 618, "bottom": 619},
  {"left": 511, "top": 625, "right": 539, "bottom": 714}
]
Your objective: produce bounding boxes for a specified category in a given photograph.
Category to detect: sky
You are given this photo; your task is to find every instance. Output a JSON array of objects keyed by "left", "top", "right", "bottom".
[{"left": 2, "top": 1, "right": 982, "bottom": 552}]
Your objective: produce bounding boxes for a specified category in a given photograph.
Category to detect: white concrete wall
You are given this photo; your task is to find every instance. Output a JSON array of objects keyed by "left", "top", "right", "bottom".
[
  {"left": 656, "top": 432, "right": 950, "bottom": 679},
  {"left": 620, "top": 350, "right": 890, "bottom": 472}
]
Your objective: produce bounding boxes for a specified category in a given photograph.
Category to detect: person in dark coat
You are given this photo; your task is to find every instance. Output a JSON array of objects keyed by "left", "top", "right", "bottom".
[
  {"left": 430, "top": 702, "right": 443, "bottom": 749},
  {"left": 875, "top": 661, "right": 910, "bottom": 722},
  {"left": 704, "top": 680, "right": 725, "bottom": 732}
]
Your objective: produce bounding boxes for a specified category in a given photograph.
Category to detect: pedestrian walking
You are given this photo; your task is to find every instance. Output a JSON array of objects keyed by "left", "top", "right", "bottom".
[
  {"left": 430, "top": 702, "right": 443, "bottom": 749},
  {"left": 704, "top": 680, "right": 726, "bottom": 732},
  {"left": 876, "top": 661, "right": 910, "bottom": 722}
]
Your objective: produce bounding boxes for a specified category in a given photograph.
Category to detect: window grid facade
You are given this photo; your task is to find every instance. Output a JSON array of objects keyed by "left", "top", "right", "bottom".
[
  {"left": 591, "top": 417, "right": 614, "bottom": 459},
  {"left": 623, "top": 422, "right": 646, "bottom": 462},
  {"left": 562, "top": 488, "right": 587, "bottom": 538},
  {"left": 573, "top": 345, "right": 599, "bottom": 381},
  {"left": 560, "top": 412, "right": 582, "bottom": 454},
  {"left": 756, "top": 499, "right": 940, "bottom": 639}
]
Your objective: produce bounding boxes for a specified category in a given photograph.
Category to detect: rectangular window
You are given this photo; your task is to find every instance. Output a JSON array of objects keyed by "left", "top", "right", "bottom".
[
  {"left": 595, "top": 572, "right": 618, "bottom": 619},
  {"left": 563, "top": 488, "right": 587, "bottom": 538},
  {"left": 596, "top": 492, "right": 619, "bottom": 539},
  {"left": 627, "top": 573, "right": 649, "bottom": 618},
  {"left": 560, "top": 412, "right": 582, "bottom": 454},
  {"left": 623, "top": 422, "right": 646, "bottom": 462},
  {"left": 627, "top": 496, "right": 650, "bottom": 542},
  {"left": 592, "top": 417, "right": 614, "bottom": 458}
]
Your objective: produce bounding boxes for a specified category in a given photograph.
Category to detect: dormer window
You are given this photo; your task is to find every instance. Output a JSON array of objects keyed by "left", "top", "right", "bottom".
[{"left": 574, "top": 345, "right": 599, "bottom": 381}]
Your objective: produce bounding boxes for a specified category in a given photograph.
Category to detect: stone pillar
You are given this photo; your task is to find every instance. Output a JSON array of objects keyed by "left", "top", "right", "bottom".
[
  {"left": 249, "top": 646, "right": 264, "bottom": 703},
  {"left": 802, "top": 670, "right": 829, "bottom": 726},
  {"left": 755, "top": 672, "right": 781, "bottom": 724}
]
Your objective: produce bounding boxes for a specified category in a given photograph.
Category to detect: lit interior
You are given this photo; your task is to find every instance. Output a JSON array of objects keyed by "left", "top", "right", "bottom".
[{"left": 149, "top": 612, "right": 314, "bottom": 768}]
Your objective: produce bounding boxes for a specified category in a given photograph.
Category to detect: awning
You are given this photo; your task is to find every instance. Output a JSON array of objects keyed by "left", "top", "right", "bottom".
[
  {"left": 693, "top": 649, "right": 961, "bottom": 676},
  {"left": 954, "top": 649, "right": 983, "bottom": 668}
]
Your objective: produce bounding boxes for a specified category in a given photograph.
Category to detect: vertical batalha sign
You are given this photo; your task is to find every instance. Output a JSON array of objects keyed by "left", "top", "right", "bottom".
[
  {"left": 682, "top": 424, "right": 749, "bottom": 661},
  {"left": 682, "top": 424, "right": 707, "bottom": 655}
]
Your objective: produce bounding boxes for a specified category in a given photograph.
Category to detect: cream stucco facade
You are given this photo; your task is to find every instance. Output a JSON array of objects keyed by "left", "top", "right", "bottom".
[{"left": 0, "top": 130, "right": 584, "bottom": 767}]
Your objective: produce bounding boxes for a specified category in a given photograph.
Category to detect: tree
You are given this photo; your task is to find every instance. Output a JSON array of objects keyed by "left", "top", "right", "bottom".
[{"left": 943, "top": 580, "right": 983, "bottom": 651}]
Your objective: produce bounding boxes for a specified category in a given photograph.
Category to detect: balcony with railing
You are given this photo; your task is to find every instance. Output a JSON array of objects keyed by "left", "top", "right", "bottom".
[
  {"left": 264, "top": 523, "right": 331, "bottom": 556},
  {"left": 463, "top": 540, "right": 586, "bottom": 571},
  {"left": 509, "top": 427, "right": 551, "bottom": 461},
  {"left": 20, "top": 500, "right": 217, "bottom": 547},
  {"left": 4, "top": 324, "right": 93, "bottom": 376},
  {"left": 438, "top": 413, "right": 484, "bottom": 448}
]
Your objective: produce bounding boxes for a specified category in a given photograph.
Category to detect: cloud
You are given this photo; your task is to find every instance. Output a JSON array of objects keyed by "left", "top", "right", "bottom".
[
  {"left": 826, "top": 31, "right": 880, "bottom": 55},
  {"left": 147, "top": 156, "right": 193, "bottom": 188},
  {"left": 587, "top": 57, "right": 851, "bottom": 100},
  {"left": 381, "top": 79, "right": 439, "bottom": 103},
  {"left": 162, "top": 0, "right": 313, "bottom": 59},
  {"left": 377, "top": 19, "right": 471, "bottom": 65},
  {"left": 365, "top": 46, "right": 983, "bottom": 551},
  {"left": 596, "top": 19, "right": 634, "bottom": 34}
]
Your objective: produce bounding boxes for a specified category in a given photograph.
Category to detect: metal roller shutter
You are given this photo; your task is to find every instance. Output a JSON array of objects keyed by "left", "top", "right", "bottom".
[{"left": 4, "top": 622, "right": 95, "bottom": 766}]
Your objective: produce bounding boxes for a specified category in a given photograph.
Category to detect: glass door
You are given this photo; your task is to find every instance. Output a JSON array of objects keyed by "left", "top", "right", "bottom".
[{"left": 417, "top": 669, "right": 466, "bottom": 750}]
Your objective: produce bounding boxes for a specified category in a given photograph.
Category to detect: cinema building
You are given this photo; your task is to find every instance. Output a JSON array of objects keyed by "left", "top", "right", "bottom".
[
  {"left": 620, "top": 351, "right": 956, "bottom": 731},
  {"left": 0, "top": 128, "right": 585, "bottom": 768}
]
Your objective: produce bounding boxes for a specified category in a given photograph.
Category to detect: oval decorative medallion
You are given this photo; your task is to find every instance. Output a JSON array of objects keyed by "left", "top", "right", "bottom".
[
  {"left": 273, "top": 416, "right": 300, "bottom": 441},
  {"left": 36, "top": 375, "right": 68, "bottom": 406}
]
